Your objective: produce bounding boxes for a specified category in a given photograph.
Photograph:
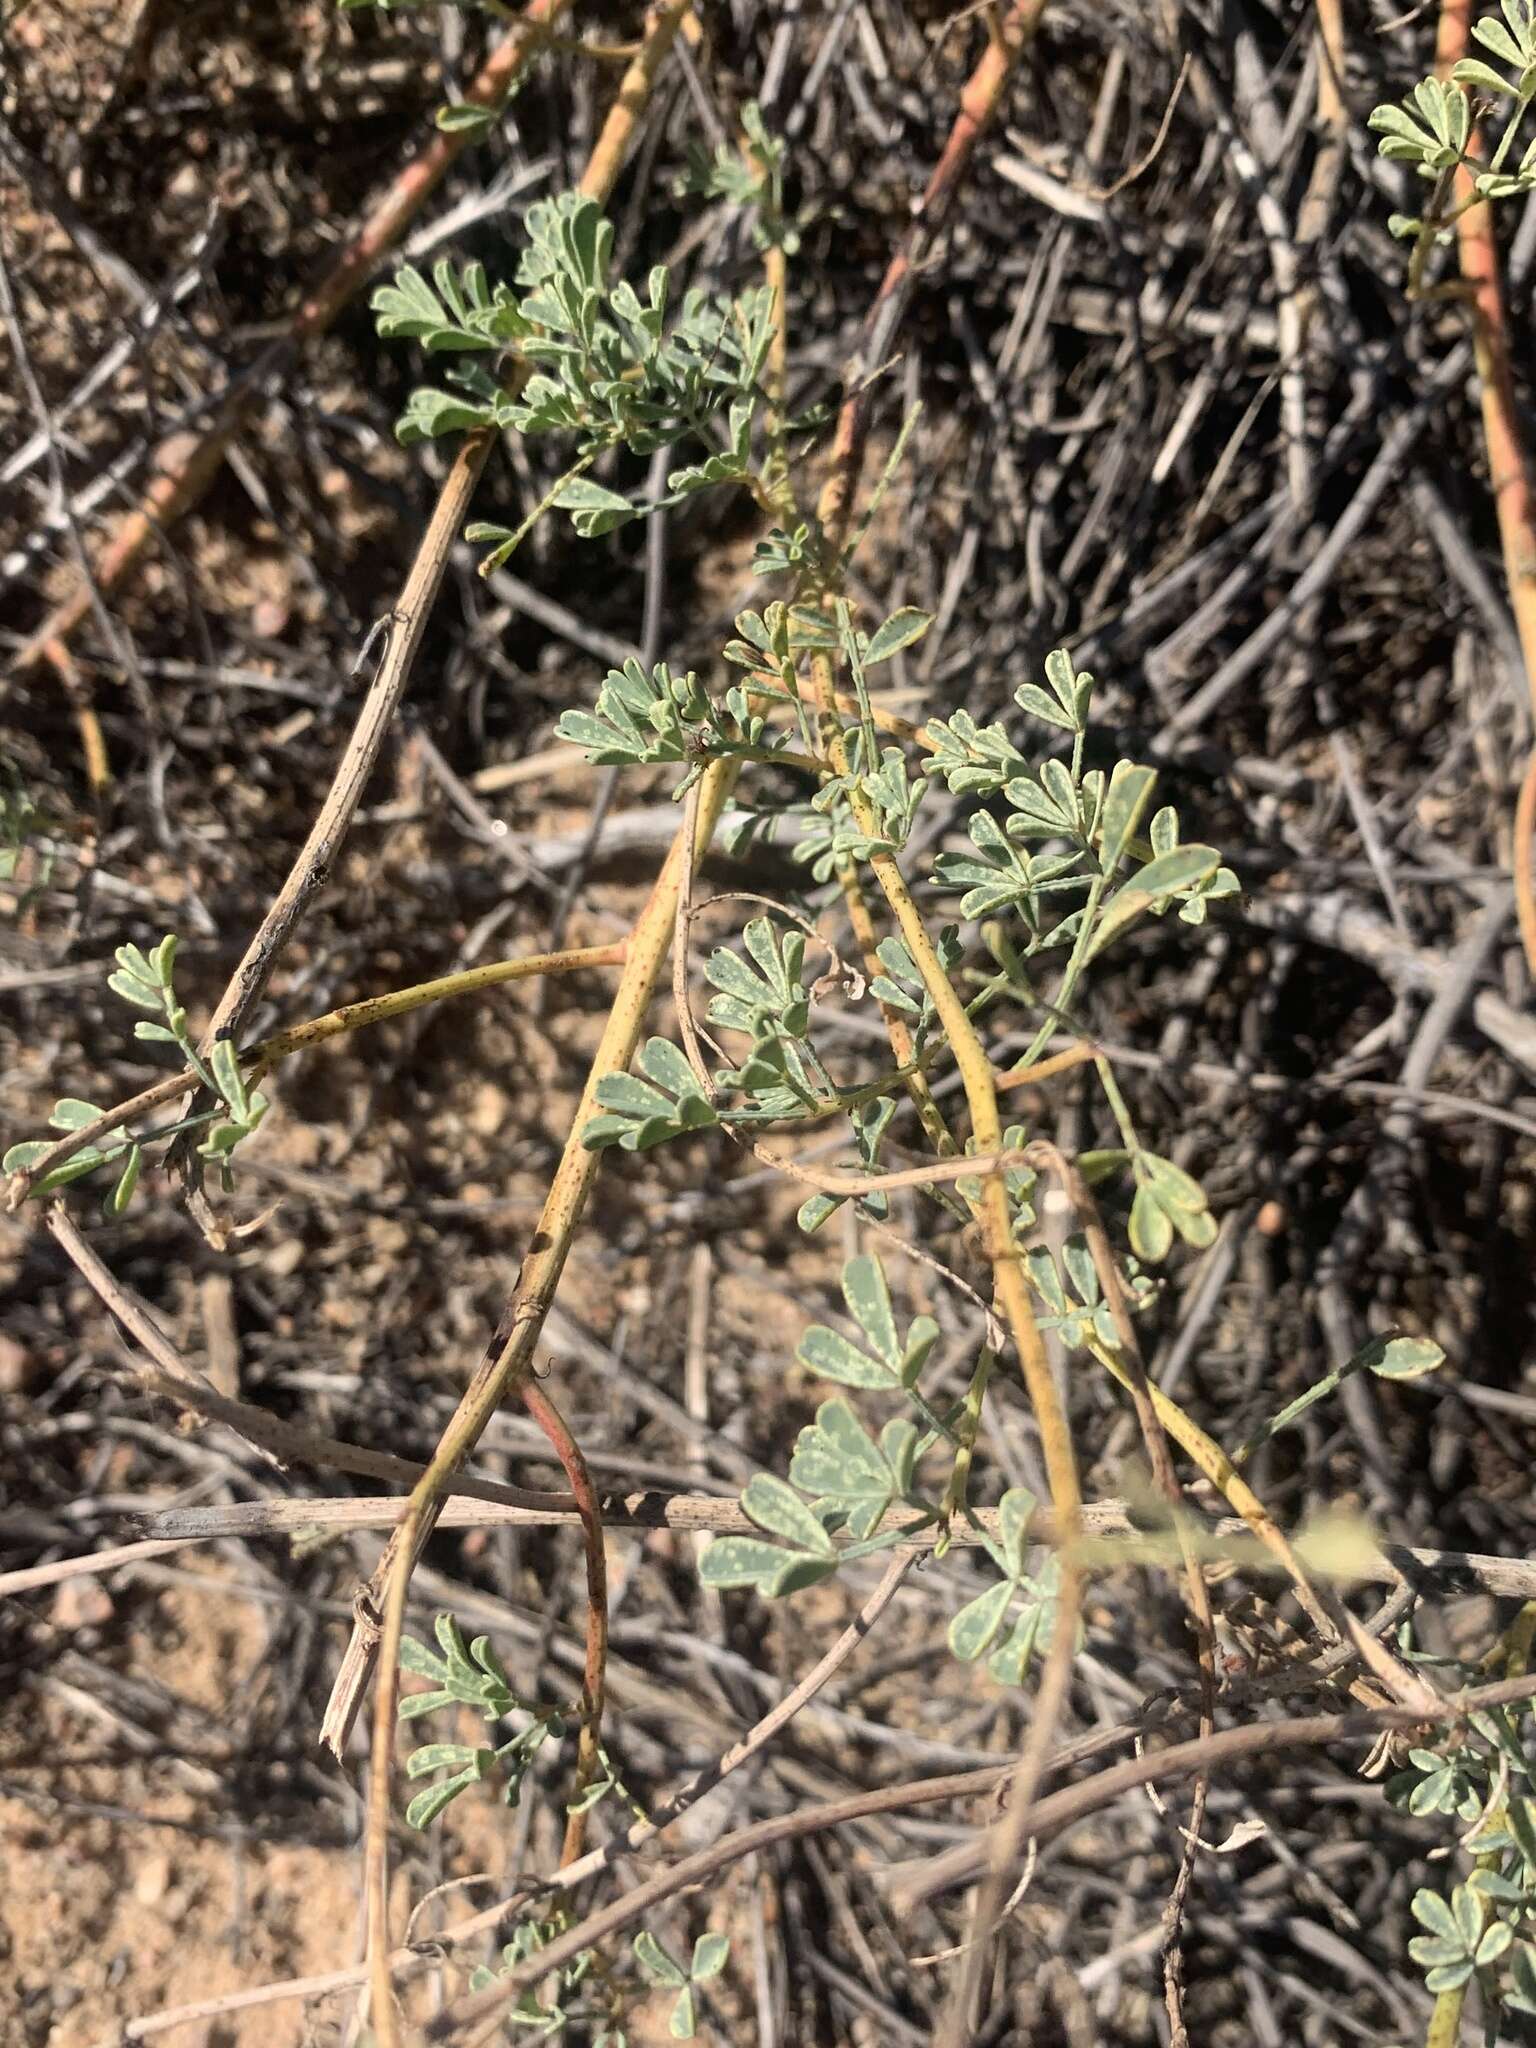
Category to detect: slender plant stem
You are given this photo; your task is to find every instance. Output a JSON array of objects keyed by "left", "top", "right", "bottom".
[
  {"left": 439, "top": 1674, "right": 1536, "bottom": 2036},
  {"left": 800, "top": 640, "right": 1085, "bottom": 2036},
  {"left": 520, "top": 1379, "right": 608, "bottom": 1865},
  {"left": 5, "top": 941, "right": 626, "bottom": 1205},
  {"left": 1433, "top": 0, "right": 1536, "bottom": 971},
  {"left": 347, "top": 11, "right": 700, "bottom": 2040}
]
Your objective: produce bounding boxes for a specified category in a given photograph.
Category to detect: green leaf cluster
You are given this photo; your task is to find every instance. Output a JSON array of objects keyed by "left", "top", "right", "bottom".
[
  {"left": 583, "top": 1038, "right": 717, "bottom": 1153},
  {"left": 1370, "top": 9, "right": 1536, "bottom": 240},
  {"left": 375, "top": 194, "right": 778, "bottom": 532},
  {"left": 947, "top": 1488, "right": 1073, "bottom": 1685},
  {"left": 1023, "top": 1232, "right": 1156, "bottom": 1349},
  {"left": 925, "top": 652, "right": 1234, "bottom": 965},
  {"left": 705, "top": 916, "right": 812, "bottom": 1040},
  {"left": 1127, "top": 1151, "right": 1217, "bottom": 1262},
  {"left": 633, "top": 1929, "right": 729, "bottom": 2039},
  {"left": 796, "top": 1253, "right": 939, "bottom": 1393},
  {"left": 678, "top": 94, "right": 796, "bottom": 253},
  {"left": 1386, "top": 1672, "right": 1536, "bottom": 2018},
  {"left": 4, "top": 935, "right": 266, "bottom": 1211},
  {"left": 467, "top": 1913, "right": 600, "bottom": 2035},
  {"left": 397, "top": 1613, "right": 565, "bottom": 1829},
  {"left": 555, "top": 655, "right": 775, "bottom": 790},
  {"left": 699, "top": 1397, "right": 934, "bottom": 1595}
]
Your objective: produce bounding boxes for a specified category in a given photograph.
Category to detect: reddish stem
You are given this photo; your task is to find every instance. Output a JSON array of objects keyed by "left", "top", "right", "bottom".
[
  {"left": 17, "top": 0, "right": 569, "bottom": 679},
  {"left": 521, "top": 1376, "right": 608, "bottom": 1868},
  {"left": 1435, "top": 0, "right": 1536, "bottom": 969}
]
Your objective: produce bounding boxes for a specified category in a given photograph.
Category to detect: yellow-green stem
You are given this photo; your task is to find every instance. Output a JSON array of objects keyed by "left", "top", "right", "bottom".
[
  {"left": 356, "top": 8, "right": 700, "bottom": 2039},
  {"left": 807, "top": 653, "right": 1081, "bottom": 1537},
  {"left": 254, "top": 941, "right": 626, "bottom": 1064}
]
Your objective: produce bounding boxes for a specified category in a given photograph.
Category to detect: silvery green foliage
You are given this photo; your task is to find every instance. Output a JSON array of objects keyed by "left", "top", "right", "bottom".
[
  {"left": 804, "top": 603, "right": 935, "bottom": 860},
  {"left": 1127, "top": 1151, "right": 1218, "bottom": 1261},
  {"left": 699, "top": 1396, "right": 937, "bottom": 1595},
  {"left": 811, "top": 734, "right": 924, "bottom": 855},
  {"left": 466, "top": 1914, "right": 600, "bottom": 2036},
  {"left": 1023, "top": 1233, "right": 1157, "bottom": 1350},
  {"left": 679, "top": 93, "right": 796, "bottom": 256},
  {"left": 752, "top": 521, "right": 822, "bottom": 579},
  {"left": 947, "top": 1487, "right": 1072, "bottom": 1685},
  {"left": 867, "top": 925, "right": 963, "bottom": 1036},
  {"left": 1370, "top": 6, "right": 1536, "bottom": 241},
  {"left": 581, "top": 913, "right": 838, "bottom": 1154},
  {"left": 633, "top": 1931, "right": 730, "bottom": 2039},
  {"left": 928, "top": 652, "right": 1235, "bottom": 950},
  {"left": 553, "top": 657, "right": 775, "bottom": 792},
  {"left": 1385, "top": 1653, "right": 1536, "bottom": 2017},
  {"left": 397, "top": 1612, "right": 565, "bottom": 1830},
  {"left": 705, "top": 917, "right": 812, "bottom": 1040},
  {"left": 4, "top": 1096, "right": 141, "bottom": 1211},
  {"left": 796, "top": 1253, "right": 939, "bottom": 1393},
  {"left": 583, "top": 1038, "right": 718, "bottom": 1153},
  {"left": 4, "top": 935, "right": 266, "bottom": 1211},
  {"left": 705, "top": 916, "right": 829, "bottom": 1120},
  {"left": 373, "top": 194, "right": 776, "bottom": 540},
  {"left": 1369, "top": 76, "right": 1474, "bottom": 176}
]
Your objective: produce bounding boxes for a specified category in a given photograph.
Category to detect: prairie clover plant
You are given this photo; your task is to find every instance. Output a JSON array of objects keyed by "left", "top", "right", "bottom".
[
  {"left": 398, "top": 1611, "right": 727, "bottom": 2042},
  {"left": 443, "top": 172, "right": 1244, "bottom": 1667},
  {"left": 1370, "top": 2, "right": 1536, "bottom": 280},
  {"left": 27, "top": 162, "right": 1248, "bottom": 1671},
  {"left": 3, "top": 936, "right": 267, "bottom": 1212},
  {"left": 20, "top": 109, "right": 1358, "bottom": 1974},
  {"left": 1384, "top": 1621, "right": 1536, "bottom": 2029}
]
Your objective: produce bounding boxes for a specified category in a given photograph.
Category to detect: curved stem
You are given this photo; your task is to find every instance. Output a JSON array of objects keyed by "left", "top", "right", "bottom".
[
  {"left": 803, "top": 638, "right": 1084, "bottom": 2037},
  {"left": 6, "top": 941, "right": 626, "bottom": 1207},
  {"left": 358, "top": 11, "right": 699, "bottom": 2041},
  {"left": 521, "top": 1379, "right": 608, "bottom": 1866},
  {"left": 1434, "top": 0, "right": 1536, "bottom": 973}
]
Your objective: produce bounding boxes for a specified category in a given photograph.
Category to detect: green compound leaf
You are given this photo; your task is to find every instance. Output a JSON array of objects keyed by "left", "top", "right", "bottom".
[
  {"left": 553, "top": 474, "right": 638, "bottom": 537},
  {"left": 705, "top": 917, "right": 810, "bottom": 1039},
  {"left": 863, "top": 607, "right": 933, "bottom": 665},
  {"left": 1128, "top": 1156, "right": 1216, "bottom": 1265},
  {"left": 583, "top": 1037, "right": 718, "bottom": 1152},
  {"left": 634, "top": 1930, "right": 689, "bottom": 1988},
  {"left": 1014, "top": 648, "right": 1094, "bottom": 733},
  {"left": 796, "top": 1255, "right": 939, "bottom": 1393},
  {"left": 740, "top": 1474, "right": 836, "bottom": 1557},
  {"left": 947, "top": 1502, "right": 1065, "bottom": 1683},
  {"left": 1085, "top": 846, "right": 1221, "bottom": 961},
  {"left": 699, "top": 1464, "right": 845, "bottom": 1599},
  {"left": 789, "top": 1400, "right": 925, "bottom": 1542},
  {"left": 922, "top": 708, "right": 1026, "bottom": 796}
]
